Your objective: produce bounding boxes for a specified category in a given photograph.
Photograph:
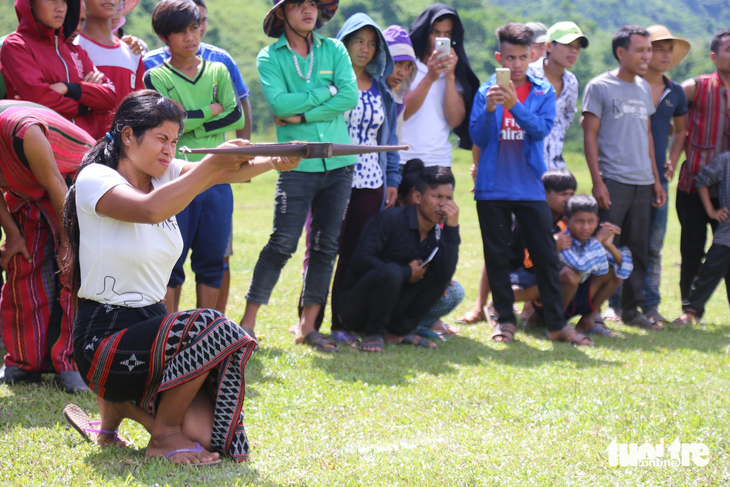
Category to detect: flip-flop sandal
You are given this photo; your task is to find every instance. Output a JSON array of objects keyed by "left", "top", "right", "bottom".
[
  {"left": 646, "top": 312, "right": 669, "bottom": 327},
  {"left": 432, "top": 321, "right": 458, "bottom": 335},
  {"left": 301, "top": 331, "right": 339, "bottom": 352},
  {"left": 490, "top": 322, "right": 516, "bottom": 343},
  {"left": 416, "top": 326, "right": 445, "bottom": 341},
  {"left": 581, "top": 323, "right": 618, "bottom": 338},
  {"left": 625, "top": 313, "right": 662, "bottom": 330},
  {"left": 160, "top": 442, "right": 222, "bottom": 466},
  {"left": 455, "top": 310, "right": 485, "bottom": 324},
  {"left": 358, "top": 334, "right": 384, "bottom": 352},
  {"left": 401, "top": 334, "right": 436, "bottom": 348},
  {"left": 547, "top": 325, "right": 594, "bottom": 346},
  {"left": 63, "top": 404, "right": 130, "bottom": 446},
  {"left": 331, "top": 330, "right": 361, "bottom": 346},
  {"left": 670, "top": 313, "right": 700, "bottom": 328}
]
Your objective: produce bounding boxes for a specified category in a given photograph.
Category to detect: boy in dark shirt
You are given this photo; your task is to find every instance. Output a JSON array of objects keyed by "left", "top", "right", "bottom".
[{"left": 338, "top": 167, "right": 460, "bottom": 352}]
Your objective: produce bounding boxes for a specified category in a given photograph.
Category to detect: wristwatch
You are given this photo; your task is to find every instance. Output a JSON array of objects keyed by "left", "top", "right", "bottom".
[{"left": 327, "top": 85, "right": 338, "bottom": 97}]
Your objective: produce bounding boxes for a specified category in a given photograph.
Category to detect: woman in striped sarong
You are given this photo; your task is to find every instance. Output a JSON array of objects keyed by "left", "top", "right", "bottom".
[{"left": 64, "top": 91, "right": 299, "bottom": 464}]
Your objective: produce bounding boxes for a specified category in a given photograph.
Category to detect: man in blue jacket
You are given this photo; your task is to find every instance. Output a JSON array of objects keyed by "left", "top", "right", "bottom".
[{"left": 470, "top": 23, "right": 592, "bottom": 346}]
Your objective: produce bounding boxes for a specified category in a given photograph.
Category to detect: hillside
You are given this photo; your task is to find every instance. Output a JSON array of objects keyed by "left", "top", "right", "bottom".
[{"left": 0, "top": 0, "right": 721, "bottom": 136}]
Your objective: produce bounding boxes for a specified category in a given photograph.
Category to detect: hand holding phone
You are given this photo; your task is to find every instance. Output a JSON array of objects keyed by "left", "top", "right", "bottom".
[{"left": 435, "top": 37, "right": 451, "bottom": 59}]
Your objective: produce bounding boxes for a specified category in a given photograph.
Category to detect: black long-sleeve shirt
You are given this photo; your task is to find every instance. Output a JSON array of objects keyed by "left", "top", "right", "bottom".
[{"left": 343, "top": 205, "right": 460, "bottom": 290}]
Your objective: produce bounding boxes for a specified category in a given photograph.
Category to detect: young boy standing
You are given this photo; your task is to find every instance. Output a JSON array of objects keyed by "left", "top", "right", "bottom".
[
  {"left": 674, "top": 152, "right": 730, "bottom": 326},
  {"left": 470, "top": 23, "right": 590, "bottom": 346},
  {"left": 76, "top": 0, "right": 145, "bottom": 132},
  {"left": 144, "top": 0, "right": 244, "bottom": 312},
  {"left": 528, "top": 21, "right": 588, "bottom": 170},
  {"left": 557, "top": 195, "right": 633, "bottom": 337},
  {"left": 241, "top": 0, "right": 357, "bottom": 351}
]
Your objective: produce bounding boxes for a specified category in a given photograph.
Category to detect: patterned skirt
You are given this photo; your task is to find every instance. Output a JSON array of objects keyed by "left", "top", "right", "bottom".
[{"left": 73, "top": 300, "right": 257, "bottom": 462}]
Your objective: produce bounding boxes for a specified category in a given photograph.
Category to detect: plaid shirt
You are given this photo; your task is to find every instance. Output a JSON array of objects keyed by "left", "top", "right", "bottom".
[
  {"left": 695, "top": 152, "right": 730, "bottom": 246},
  {"left": 559, "top": 233, "right": 633, "bottom": 283}
]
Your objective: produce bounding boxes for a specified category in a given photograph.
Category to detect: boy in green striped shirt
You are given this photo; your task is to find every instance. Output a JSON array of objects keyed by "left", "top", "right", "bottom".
[
  {"left": 240, "top": 0, "right": 357, "bottom": 352},
  {"left": 144, "top": 0, "right": 244, "bottom": 313}
]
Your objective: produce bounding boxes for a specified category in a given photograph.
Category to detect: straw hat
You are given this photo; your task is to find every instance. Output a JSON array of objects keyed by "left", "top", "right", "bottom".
[
  {"left": 263, "top": 0, "right": 339, "bottom": 38},
  {"left": 647, "top": 25, "right": 691, "bottom": 70}
]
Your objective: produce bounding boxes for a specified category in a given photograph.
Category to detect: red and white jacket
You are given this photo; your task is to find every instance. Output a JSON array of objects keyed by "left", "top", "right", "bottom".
[{"left": 0, "top": 0, "right": 116, "bottom": 140}]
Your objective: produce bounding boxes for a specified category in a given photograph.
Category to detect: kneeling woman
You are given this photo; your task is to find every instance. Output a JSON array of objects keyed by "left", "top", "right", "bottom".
[{"left": 64, "top": 91, "right": 299, "bottom": 465}]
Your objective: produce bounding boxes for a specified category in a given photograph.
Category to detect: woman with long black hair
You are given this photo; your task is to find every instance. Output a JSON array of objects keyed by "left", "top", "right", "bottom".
[{"left": 63, "top": 90, "right": 299, "bottom": 465}]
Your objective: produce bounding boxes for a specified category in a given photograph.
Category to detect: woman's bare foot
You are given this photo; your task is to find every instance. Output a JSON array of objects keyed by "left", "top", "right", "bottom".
[
  {"left": 432, "top": 320, "right": 459, "bottom": 335},
  {"left": 146, "top": 429, "right": 219, "bottom": 465},
  {"left": 95, "top": 398, "right": 135, "bottom": 447}
]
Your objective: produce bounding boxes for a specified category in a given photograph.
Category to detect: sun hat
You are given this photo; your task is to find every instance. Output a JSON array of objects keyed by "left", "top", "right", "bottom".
[
  {"left": 647, "top": 25, "right": 691, "bottom": 71},
  {"left": 547, "top": 21, "right": 589, "bottom": 48},
  {"left": 263, "top": 0, "right": 339, "bottom": 38},
  {"left": 525, "top": 22, "right": 548, "bottom": 44}
]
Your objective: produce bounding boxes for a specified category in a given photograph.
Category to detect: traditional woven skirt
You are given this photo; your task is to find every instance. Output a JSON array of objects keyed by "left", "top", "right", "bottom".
[{"left": 73, "top": 300, "right": 257, "bottom": 462}]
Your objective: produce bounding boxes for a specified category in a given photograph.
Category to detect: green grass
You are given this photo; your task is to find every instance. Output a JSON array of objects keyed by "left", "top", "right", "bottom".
[{"left": 2, "top": 150, "right": 730, "bottom": 486}]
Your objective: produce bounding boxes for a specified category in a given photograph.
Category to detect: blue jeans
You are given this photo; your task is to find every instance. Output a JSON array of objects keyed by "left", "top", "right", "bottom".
[
  {"left": 608, "top": 181, "right": 668, "bottom": 312},
  {"left": 246, "top": 166, "right": 354, "bottom": 307}
]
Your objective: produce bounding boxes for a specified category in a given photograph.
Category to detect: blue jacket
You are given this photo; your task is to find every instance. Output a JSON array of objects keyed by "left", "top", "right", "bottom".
[
  {"left": 336, "top": 13, "right": 402, "bottom": 207},
  {"left": 470, "top": 73, "right": 555, "bottom": 201}
]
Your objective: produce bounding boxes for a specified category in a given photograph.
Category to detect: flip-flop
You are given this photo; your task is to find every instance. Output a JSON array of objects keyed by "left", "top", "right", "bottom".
[
  {"left": 301, "top": 331, "right": 339, "bottom": 352},
  {"left": 581, "top": 323, "right": 618, "bottom": 338},
  {"left": 400, "top": 334, "right": 437, "bottom": 348},
  {"left": 625, "top": 313, "right": 662, "bottom": 330},
  {"left": 161, "top": 442, "right": 222, "bottom": 466},
  {"left": 331, "top": 330, "right": 360, "bottom": 346},
  {"left": 62, "top": 404, "right": 130, "bottom": 446},
  {"left": 359, "top": 334, "right": 384, "bottom": 352},
  {"left": 415, "top": 326, "right": 445, "bottom": 341},
  {"left": 546, "top": 325, "right": 594, "bottom": 347}
]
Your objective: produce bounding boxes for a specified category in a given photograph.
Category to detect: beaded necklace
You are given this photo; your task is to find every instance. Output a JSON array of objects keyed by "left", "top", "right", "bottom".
[{"left": 292, "top": 48, "right": 314, "bottom": 83}]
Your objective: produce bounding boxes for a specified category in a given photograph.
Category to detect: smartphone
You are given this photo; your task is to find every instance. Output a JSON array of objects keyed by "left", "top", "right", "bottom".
[
  {"left": 496, "top": 68, "right": 510, "bottom": 87},
  {"left": 435, "top": 37, "right": 451, "bottom": 59}
]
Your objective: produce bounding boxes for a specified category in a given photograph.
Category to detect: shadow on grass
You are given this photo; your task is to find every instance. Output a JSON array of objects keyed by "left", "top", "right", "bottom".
[
  {"left": 308, "top": 333, "right": 620, "bottom": 386},
  {"left": 81, "top": 447, "right": 275, "bottom": 486}
]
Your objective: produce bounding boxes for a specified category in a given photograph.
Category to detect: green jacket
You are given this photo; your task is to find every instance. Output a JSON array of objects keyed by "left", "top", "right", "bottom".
[
  {"left": 143, "top": 58, "right": 244, "bottom": 162},
  {"left": 257, "top": 32, "right": 358, "bottom": 172}
]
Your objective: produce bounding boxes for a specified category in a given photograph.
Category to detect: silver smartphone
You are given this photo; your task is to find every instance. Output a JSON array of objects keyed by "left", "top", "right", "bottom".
[
  {"left": 435, "top": 37, "right": 451, "bottom": 59},
  {"left": 496, "top": 68, "right": 511, "bottom": 87}
]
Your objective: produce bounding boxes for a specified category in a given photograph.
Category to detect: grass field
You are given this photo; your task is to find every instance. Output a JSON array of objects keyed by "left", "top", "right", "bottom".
[{"left": 1, "top": 149, "right": 729, "bottom": 486}]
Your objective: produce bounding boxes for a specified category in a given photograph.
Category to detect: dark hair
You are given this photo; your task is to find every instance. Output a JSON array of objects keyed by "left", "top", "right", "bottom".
[
  {"left": 192, "top": 0, "right": 207, "bottom": 9},
  {"left": 495, "top": 23, "right": 534, "bottom": 49},
  {"left": 611, "top": 25, "right": 650, "bottom": 62},
  {"left": 398, "top": 158, "right": 425, "bottom": 199},
  {"left": 62, "top": 90, "right": 186, "bottom": 293},
  {"left": 564, "top": 194, "right": 599, "bottom": 218},
  {"left": 342, "top": 25, "right": 379, "bottom": 52},
  {"left": 542, "top": 169, "right": 577, "bottom": 193},
  {"left": 151, "top": 0, "right": 201, "bottom": 39},
  {"left": 711, "top": 28, "right": 730, "bottom": 54},
  {"left": 414, "top": 166, "right": 455, "bottom": 194}
]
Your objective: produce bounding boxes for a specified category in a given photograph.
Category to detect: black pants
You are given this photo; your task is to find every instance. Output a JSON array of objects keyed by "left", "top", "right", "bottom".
[
  {"left": 598, "top": 180, "right": 652, "bottom": 319},
  {"left": 676, "top": 189, "right": 720, "bottom": 302},
  {"left": 476, "top": 200, "right": 566, "bottom": 332},
  {"left": 684, "top": 243, "right": 730, "bottom": 317},
  {"left": 337, "top": 263, "right": 448, "bottom": 337}
]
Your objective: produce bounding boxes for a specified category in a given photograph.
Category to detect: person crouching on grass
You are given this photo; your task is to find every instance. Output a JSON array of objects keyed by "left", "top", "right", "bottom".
[
  {"left": 63, "top": 91, "right": 299, "bottom": 464},
  {"left": 533, "top": 194, "right": 633, "bottom": 338}
]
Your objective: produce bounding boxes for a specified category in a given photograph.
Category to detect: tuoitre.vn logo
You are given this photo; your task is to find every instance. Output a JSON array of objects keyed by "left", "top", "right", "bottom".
[{"left": 607, "top": 438, "right": 710, "bottom": 467}]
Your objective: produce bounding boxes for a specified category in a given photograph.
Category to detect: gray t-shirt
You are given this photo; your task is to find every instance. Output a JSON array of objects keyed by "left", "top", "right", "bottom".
[{"left": 582, "top": 72, "right": 656, "bottom": 185}]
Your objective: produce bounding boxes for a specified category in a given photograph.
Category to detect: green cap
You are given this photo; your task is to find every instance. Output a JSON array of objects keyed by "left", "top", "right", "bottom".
[{"left": 547, "top": 21, "right": 589, "bottom": 48}]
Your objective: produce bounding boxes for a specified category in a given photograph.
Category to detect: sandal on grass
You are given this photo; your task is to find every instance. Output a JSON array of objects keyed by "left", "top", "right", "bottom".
[
  {"left": 416, "top": 326, "right": 445, "bottom": 341},
  {"left": 581, "top": 323, "right": 618, "bottom": 338},
  {"left": 332, "top": 330, "right": 361, "bottom": 347},
  {"left": 547, "top": 325, "right": 594, "bottom": 347},
  {"left": 490, "top": 322, "right": 517, "bottom": 343},
  {"left": 400, "top": 334, "right": 437, "bottom": 348},
  {"left": 160, "top": 442, "right": 222, "bottom": 466},
  {"left": 301, "top": 331, "right": 339, "bottom": 352},
  {"left": 359, "top": 334, "right": 384, "bottom": 352},
  {"left": 671, "top": 312, "right": 700, "bottom": 328},
  {"left": 63, "top": 404, "right": 130, "bottom": 447},
  {"left": 455, "top": 309, "right": 485, "bottom": 324},
  {"left": 624, "top": 313, "right": 662, "bottom": 330},
  {"left": 432, "top": 320, "right": 458, "bottom": 335}
]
